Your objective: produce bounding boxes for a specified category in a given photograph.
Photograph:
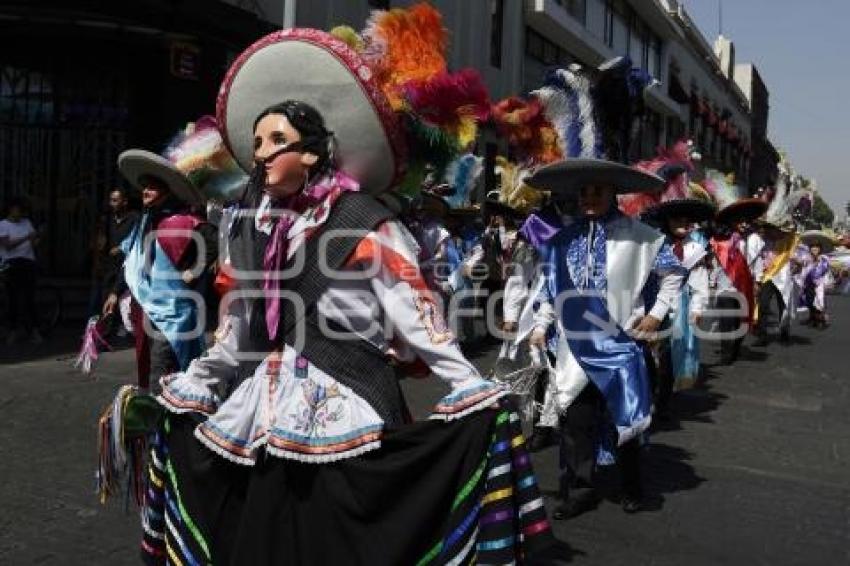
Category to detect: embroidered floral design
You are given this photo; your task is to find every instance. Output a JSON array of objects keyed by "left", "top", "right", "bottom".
[
  {"left": 290, "top": 378, "right": 346, "bottom": 436},
  {"left": 415, "top": 295, "right": 453, "bottom": 344}
]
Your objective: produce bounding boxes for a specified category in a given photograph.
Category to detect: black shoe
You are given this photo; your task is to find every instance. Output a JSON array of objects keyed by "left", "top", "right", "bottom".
[
  {"left": 528, "top": 427, "right": 557, "bottom": 452},
  {"left": 779, "top": 330, "right": 791, "bottom": 344},
  {"left": 552, "top": 496, "right": 597, "bottom": 520},
  {"left": 622, "top": 495, "right": 642, "bottom": 514}
]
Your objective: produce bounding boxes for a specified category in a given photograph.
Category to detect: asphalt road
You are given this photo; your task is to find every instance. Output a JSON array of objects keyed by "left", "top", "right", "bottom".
[{"left": 1, "top": 296, "right": 848, "bottom": 565}]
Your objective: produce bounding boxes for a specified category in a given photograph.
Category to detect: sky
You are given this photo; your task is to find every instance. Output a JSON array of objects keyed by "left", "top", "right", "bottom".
[{"left": 683, "top": 0, "right": 850, "bottom": 218}]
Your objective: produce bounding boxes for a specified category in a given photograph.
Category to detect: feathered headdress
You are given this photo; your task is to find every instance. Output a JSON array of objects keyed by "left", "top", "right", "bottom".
[
  {"left": 702, "top": 168, "right": 767, "bottom": 225},
  {"left": 495, "top": 156, "right": 544, "bottom": 214},
  {"left": 618, "top": 139, "right": 694, "bottom": 217},
  {"left": 331, "top": 3, "right": 491, "bottom": 196},
  {"left": 523, "top": 57, "right": 664, "bottom": 195},
  {"left": 164, "top": 115, "right": 248, "bottom": 202},
  {"left": 703, "top": 169, "right": 743, "bottom": 210},
  {"left": 443, "top": 153, "right": 483, "bottom": 209},
  {"left": 532, "top": 57, "right": 656, "bottom": 163},
  {"left": 763, "top": 157, "right": 807, "bottom": 231},
  {"left": 490, "top": 96, "right": 562, "bottom": 164}
]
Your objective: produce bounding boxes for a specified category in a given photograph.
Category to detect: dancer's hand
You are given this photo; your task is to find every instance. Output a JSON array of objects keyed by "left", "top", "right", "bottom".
[
  {"left": 529, "top": 328, "right": 547, "bottom": 348},
  {"left": 631, "top": 314, "right": 661, "bottom": 341},
  {"left": 102, "top": 293, "right": 118, "bottom": 316}
]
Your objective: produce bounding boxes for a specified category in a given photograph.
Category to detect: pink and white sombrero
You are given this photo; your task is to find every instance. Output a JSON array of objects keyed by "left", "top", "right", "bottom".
[{"left": 216, "top": 28, "right": 407, "bottom": 194}]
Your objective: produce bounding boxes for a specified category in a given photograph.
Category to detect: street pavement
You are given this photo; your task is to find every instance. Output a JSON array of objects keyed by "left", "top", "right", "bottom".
[{"left": 1, "top": 296, "right": 849, "bottom": 565}]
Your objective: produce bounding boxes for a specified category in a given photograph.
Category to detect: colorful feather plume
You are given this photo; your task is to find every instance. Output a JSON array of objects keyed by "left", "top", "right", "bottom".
[
  {"left": 361, "top": 2, "right": 448, "bottom": 110},
  {"left": 491, "top": 96, "right": 562, "bottom": 164},
  {"left": 763, "top": 157, "right": 807, "bottom": 229},
  {"left": 335, "top": 3, "right": 492, "bottom": 198},
  {"left": 703, "top": 168, "right": 744, "bottom": 210},
  {"left": 496, "top": 156, "right": 544, "bottom": 214},
  {"left": 444, "top": 153, "right": 483, "bottom": 209},
  {"left": 618, "top": 140, "right": 693, "bottom": 217},
  {"left": 402, "top": 68, "right": 491, "bottom": 148},
  {"left": 164, "top": 115, "right": 247, "bottom": 202},
  {"left": 329, "top": 25, "right": 364, "bottom": 52},
  {"left": 592, "top": 57, "right": 656, "bottom": 162}
]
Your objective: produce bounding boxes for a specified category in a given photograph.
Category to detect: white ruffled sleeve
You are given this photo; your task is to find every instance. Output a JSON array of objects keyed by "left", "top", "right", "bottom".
[
  {"left": 157, "top": 297, "right": 262, "bottom": 415},
  {"left": 358, "top": 220, "right": 505, "bottom": 420}
]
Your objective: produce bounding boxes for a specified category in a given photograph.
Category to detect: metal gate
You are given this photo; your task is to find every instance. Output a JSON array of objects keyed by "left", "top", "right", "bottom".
[{"left": 1, "top": 63, "right": 128, "bottom": 276}]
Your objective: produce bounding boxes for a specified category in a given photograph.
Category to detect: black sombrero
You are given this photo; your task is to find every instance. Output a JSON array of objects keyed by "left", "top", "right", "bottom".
[{"left": 526, "top": 158, "right": 665, "bottom": 195}]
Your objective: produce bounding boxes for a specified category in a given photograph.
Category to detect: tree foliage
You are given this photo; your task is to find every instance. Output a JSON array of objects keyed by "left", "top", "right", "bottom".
[{"left": 812, "top": 193, "right": 835, "bottom": 227}]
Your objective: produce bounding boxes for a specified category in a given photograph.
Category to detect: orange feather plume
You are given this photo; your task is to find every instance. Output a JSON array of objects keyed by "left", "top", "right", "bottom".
[{"left": 362, "top": 2, "right": 448, "bottom": 109}]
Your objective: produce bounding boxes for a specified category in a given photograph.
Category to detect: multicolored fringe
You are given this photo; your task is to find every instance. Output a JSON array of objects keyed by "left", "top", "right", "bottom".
[
  {"left": 142, "top": 418, "right": 210, "bottom": 566},
  {"left": 416, "top": 409, "right": 552, "bottom": 565},
  {"left": 75, "top": 316, "right": 112, "bottom": 376},
  {"left": 96, "top": 385, "right": 147, "bottom": 506}
]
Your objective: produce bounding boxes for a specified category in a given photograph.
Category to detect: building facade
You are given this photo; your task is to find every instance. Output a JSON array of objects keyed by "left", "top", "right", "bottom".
[
  {"left": 245, "top": 0, "right": 764, "bottom": 185},
  {"left": 2, "top": 0, "right": 273, "bottom": 275},
  {"left": 734, "top": 63, "right": 779, "bottom": 192},
  {"left": 9, "top": 0, "right": 774, "bottom": 275}
]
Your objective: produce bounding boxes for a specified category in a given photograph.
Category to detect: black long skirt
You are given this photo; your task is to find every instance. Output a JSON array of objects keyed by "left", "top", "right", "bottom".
[{"left": 141, "top": 402, "right": 553, "bottom": 565}]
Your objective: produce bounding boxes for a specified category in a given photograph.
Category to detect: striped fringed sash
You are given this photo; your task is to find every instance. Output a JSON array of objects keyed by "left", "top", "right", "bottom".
[{"left": 415, "top": 407, "right": 553, "bottom": 565}]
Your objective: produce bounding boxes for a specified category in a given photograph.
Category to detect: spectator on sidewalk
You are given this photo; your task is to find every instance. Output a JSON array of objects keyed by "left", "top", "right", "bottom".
[
  {"left": 0, "top": 197, "right": 42, "bottom": 344},
  {"left": 90, "top": 188, "right": 139, "bottom": 328}
]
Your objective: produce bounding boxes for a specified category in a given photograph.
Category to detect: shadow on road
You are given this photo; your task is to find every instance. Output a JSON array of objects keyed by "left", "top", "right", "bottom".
[{"left": 639, "top": 443, "right": 706, "bottom": 512}]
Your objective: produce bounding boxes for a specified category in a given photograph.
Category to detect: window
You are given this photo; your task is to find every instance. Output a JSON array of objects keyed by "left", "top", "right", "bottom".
[
  {"left": 648, "top": 36, "right": 662, "bottom": 79},
  {"left": 526, "top": 28, "right": 544, "bottom": 61},
  {"left": 0, "top": 66, "right": 54, "bottom": 124},
  {"left": 490, "top": 0, "right": 504, "bottom": 68},
  {"left": 629, "top": 19, "right": 645, "bottom": 63},
  {"left": 585, "top": 0, "right": 607, "bottom": 40},
  {"left": 525, "top": 28, "right": 574, "bottom": 68},
  {"left": 610, "top": 6, "right": 628, "bottom": 55}
]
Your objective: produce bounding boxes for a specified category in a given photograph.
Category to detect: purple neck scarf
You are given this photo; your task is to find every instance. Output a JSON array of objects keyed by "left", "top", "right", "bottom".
[{"left": 263, "top": 211, "right": 298, "bottom": 341}]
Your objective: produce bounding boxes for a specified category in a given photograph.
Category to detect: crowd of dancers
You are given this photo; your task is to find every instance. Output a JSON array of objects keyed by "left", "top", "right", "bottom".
[{"left": 84, "top": 4, "right": 841, "bottom": 564}]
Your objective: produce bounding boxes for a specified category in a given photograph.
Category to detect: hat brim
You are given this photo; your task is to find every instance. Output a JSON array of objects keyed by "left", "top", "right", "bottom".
[
  {"left": 118, "top": 150, "right": 204, "bottom": 206},
  {"left": 484, "top": 199, "right": 525, "bottom": 220},
  {"left": 716, "top": 198, "right": 768, "bottom": 224},
  {"left": 418, "top": 193, "right": 450, "bottom": 218},
  {"left": 216, "top": 28, "right": 406, "bottom": 194},
  {"left": 526, "top": 158, "right": 664, "bottom": 194},
  {"left": 447, "top": 207, "right": 481, "bottom": 219},
  {"left": 649, "top": 198, "right": 717, "bottom": 223},
  {"left": 800, "top": 231, "right": 835, "bottom": 253}
]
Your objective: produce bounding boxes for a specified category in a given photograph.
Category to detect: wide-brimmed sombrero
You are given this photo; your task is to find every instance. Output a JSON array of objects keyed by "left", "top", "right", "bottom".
[
  {"left": 716, "top": 197, "right": 767, "bottom": 225},
  {"left": 447, "top": 206, "right": 482, "bottom": 221},
  {"left": 800, "top": 230, "right": 835, "bottom": 253},
  {"left": 526, "top": 158, "right": 665, "bottom": 195},
  {"left": 650, "top": 198, "right": 716, "bottom": 223},
  {"left": 484, "top": 198, "right": 525, "bottom": 221},
  {"left": 118, "top": 149, "right": 205, "bottom": 207},
  {"left": 215, "top": 28, "right": 407, "bottom": 194},
  {"left": 417, "top": 192, "right": 450, "bottom": 219}
]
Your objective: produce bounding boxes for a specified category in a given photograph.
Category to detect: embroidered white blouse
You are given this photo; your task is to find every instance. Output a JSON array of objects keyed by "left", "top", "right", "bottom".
[{"left": 157, "top": 192, "right": 504, "bottom": 465}]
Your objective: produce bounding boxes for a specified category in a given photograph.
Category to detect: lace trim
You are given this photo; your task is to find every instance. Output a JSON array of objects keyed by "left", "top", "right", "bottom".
[
  {"left": 430, "top": 385, "right": 507, "bottom": 422},
  {"left": 157, "top": 387, "right": 217, "bottom": 415}
]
